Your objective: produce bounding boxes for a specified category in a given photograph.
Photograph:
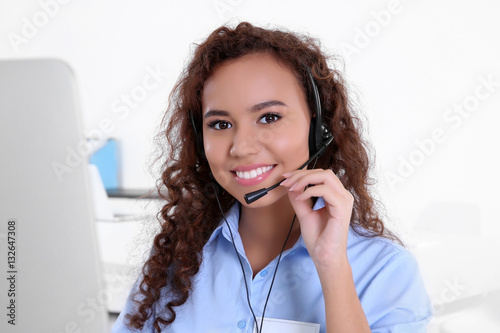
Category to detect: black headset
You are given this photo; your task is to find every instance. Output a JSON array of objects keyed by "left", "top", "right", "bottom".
[
  {"left": 188, "top": 66, "right": 334, "bottom": 332},
  {"left": 305, "top": 66, "right": 334, "bottom": 157},
  {"left": 189, "top": 66, "right": 333, "bottom": 162}
]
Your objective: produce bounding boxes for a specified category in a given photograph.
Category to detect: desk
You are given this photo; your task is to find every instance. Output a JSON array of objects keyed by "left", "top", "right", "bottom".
[
  {"left": 96, "top": 197, "right": 161, "bottom": 314},
  {"left": 407, "top": 232, "right": 500, "bottom": 331}
]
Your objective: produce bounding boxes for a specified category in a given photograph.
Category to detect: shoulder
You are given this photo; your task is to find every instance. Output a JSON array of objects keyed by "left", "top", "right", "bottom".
[
  {"left": 347, "top": 227, "right": 433, "bottom": 331},
  {"left": 347, "top": 226, "right": 410, "bottom": 273},
  {"left": 347, "top": 226, "right": 424, "bottom": 296}
]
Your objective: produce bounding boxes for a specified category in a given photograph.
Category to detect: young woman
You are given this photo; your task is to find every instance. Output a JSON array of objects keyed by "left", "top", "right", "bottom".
[{"left": 112, "top": 22, "right": 432, "bottom": 332}]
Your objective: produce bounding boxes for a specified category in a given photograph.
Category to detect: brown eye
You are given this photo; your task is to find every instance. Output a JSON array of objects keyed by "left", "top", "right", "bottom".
[
  {"left": 209, "top": 120, "right": 232, "bottom": 130},
  {"left": 259, "top": 113, "right": 281, "bottom": 124},
  {"left": 218, "top": 121, "right": 230, "bottom": 130}
]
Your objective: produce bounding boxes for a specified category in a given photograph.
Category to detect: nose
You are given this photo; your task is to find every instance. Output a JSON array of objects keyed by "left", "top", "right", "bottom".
[{"left": 229, "top": 125, "right": 260, "bottom": 157}]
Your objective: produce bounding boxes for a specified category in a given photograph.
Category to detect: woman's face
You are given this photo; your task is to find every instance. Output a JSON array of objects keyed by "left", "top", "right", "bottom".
[{"left": 201, "top": 53, "right": 311, "bottom": 207}]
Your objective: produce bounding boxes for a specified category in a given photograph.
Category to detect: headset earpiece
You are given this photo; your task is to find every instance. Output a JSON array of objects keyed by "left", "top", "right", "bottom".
[
  {"left": 305, "top": 67, "right": 333, "bottom": 157},
  {"left": 191, "top": 67, "right": 333, "bottom": 163}
]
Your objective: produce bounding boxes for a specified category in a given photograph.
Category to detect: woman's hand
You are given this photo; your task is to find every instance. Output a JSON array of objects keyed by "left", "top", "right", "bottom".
[
  {"left": 280, "top": 168, "right": 354, "bottom": 274},
  {"left": 281, "top": 169, "right": 371, "bottom": 332}
]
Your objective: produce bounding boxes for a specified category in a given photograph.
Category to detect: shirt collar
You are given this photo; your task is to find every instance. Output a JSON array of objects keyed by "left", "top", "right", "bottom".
[
  {"left": 206, "top": 201, "right": 241, "bottom": 247},
  {"left": 206, "top": 197, "right": 327, "bottom": 249}
]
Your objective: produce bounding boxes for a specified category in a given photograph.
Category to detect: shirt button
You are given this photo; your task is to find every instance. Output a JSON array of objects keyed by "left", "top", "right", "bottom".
[
  {"left": 260, "top": 269, "right": 268, "bottom": 277},
  {"left": 238, "top": 320, "right": 246, "bottom": 328}
]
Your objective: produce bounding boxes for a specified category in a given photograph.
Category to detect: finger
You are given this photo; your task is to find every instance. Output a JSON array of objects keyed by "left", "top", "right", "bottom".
[
  {"left": 280, "top": 169, "right": 326, "bottom": 190},
  {"left": 283, "top": 169, "right": 343, "bottom": 193},
  {"left": 287, "top": 189, "right": 315, "bottom": 220},
  {"left": 280, "top": 169, "right": 324, "bottom": 187},
  {"left": 294, "top": 184, "right": 338, "bottom": 205},
  {"left": 297, "top": 183, "right": 353, "bottom": 208},
  {"left": 294, "top": 185, "right": 354, "bottom": 224}
]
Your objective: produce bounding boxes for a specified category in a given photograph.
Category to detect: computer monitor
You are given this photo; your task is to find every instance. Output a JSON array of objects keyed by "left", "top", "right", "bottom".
[{"left": 0, "top": 59, "right": 108, "bottom": 332}]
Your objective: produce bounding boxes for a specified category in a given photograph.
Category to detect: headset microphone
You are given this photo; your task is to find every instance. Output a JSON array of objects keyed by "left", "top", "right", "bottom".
[
  {"left": 244, "top": 66, "right": 333, "bottom": 205},
  {"left": 189, "top": 65, "right": 333, "bottom": 333},
  {"left": 243, "top": 134, "right": 332, "bottom": 204},
  {"left": 190, "top": 66, "right": 334, "bottom": 205}
]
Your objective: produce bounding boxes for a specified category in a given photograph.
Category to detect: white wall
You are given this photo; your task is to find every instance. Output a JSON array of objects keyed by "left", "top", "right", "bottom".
[
  {"left": 2, "top": 0, "right": 499, "bottom": 327},
  {"left": 3, "top": 0, "right": 498, "bottom": 233}
]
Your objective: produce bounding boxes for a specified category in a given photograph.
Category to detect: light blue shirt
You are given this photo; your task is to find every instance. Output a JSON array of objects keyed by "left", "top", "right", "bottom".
[{"left": 112, "top": 198, "right": 432, "bottom": 332}]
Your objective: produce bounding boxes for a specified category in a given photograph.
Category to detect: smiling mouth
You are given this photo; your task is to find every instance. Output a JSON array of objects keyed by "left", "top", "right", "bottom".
[{"left": 234, "top": 165, "right": 274, "bottom": 180}]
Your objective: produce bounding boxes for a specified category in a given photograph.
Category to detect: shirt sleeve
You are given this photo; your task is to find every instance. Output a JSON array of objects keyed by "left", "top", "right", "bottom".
[
  {"left": 110, "top": 283, "right": 136, "bottom": 333},
  {"left": 361, "top": 249, "right": 433, "bottom": 332},
  {"left": 110, "top": 277, "right": 154, "bottom": 333},
  {"left": 110, "top": 310, "right": 132, "bottom": 333}
]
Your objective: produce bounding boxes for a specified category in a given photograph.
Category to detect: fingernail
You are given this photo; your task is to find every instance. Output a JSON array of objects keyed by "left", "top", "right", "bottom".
[{"left": 282, "top": 172, "right": 292, "bottom": 178}]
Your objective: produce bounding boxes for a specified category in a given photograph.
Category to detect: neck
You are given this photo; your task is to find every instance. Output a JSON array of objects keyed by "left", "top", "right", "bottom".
[{"left": 238, "top": 195, "right": 300, "bottom": 276}]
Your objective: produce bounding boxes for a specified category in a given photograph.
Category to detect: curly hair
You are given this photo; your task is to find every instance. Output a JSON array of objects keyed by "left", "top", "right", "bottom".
[{"left": 126, "top": 21, "right": 401, "bottom": 332}]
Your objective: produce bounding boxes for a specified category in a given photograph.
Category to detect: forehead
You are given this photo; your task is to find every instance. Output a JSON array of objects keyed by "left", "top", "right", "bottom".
[{"left": 201, "top": 53, "right": 306, "bottom": 114}]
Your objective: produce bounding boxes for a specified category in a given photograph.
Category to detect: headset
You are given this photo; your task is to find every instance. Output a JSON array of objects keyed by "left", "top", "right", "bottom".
[
  {"left": 188, "top": 65, "right": 333, "bottom": 332},
  {"left": 306, "top": 66, "right": 334, "bottom": 161},
  {"left": 190, "top": 66, "right": 334, "bottom": 203}
]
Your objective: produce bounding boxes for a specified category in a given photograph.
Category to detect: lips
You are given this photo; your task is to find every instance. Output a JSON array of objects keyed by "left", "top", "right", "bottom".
[
  {"left": 235, "top": 165, "right": 274, "bottom": 180},
  {"left": 231, "top": 164, "right": 276, "bottom": 186}
]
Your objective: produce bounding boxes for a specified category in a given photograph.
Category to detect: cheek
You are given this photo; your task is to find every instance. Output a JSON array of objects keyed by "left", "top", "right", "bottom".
[
  {"left": 204, "top": 138, "right": 235, "bottom": 186},
  {"left": 203, "top": 134, "right": 226, "bottom": 161},
  {"left": 271, "top": 124, "right": 310, "bottom": 160}
]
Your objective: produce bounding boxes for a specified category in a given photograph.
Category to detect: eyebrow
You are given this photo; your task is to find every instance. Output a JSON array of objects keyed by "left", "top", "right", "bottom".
[{"left": 203, "top": 100, "right": 287, "bottom": 119}]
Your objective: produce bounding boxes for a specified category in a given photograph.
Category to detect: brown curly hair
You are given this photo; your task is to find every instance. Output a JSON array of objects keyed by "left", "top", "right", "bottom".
[{"left": 126, "top": 21, "right": 401, "bottom": 332}]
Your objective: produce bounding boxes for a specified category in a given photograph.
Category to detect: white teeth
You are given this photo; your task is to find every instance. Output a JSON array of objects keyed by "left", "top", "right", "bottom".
[{"left": 236, "top": 166, "right": 273, "bottom": 180}]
